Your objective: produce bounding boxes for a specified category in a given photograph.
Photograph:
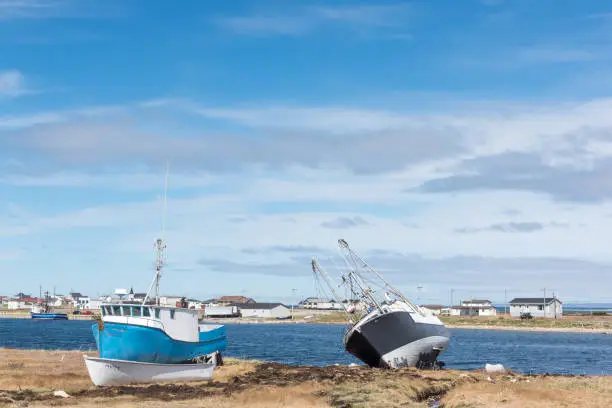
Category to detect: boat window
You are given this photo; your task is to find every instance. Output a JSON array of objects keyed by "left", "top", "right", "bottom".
[
  {"left": 155, "top": 308, "right": 160, "bottom": 319},
  {"left": 143, "top": 307, "right": 150, "bottom": 317},
  {"left": 133, "top": 306, "right": 141, "bottom": 317},
  {"left": 112, "top": 305, "right": 121, "bottom": 316},
  {"left": 170, "top": 309, "right": 175, "bottom": 319},
  {"left": 100, "top": 307, "right": 105, "bottom": 316}
]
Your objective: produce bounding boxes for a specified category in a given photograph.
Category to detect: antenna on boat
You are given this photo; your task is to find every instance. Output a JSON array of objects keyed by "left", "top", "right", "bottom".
[{"left": 143, "top": 161, "right": 169, "bottom": 307}]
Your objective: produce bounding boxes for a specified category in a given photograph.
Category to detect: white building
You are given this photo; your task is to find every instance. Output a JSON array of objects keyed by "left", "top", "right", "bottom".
[
  {"left": 510, "top": 297, "right": 563, "bottom": 318},
  {"left": 49, "top": 296, "right": 64, "bottom": 307},
  {"left": 76, "top": 296, "right": 90, "bottom": 310},
  {"left": 238, "top": 303, "right": 291, "bottom": 319},
  {"left": 69, "top": 292, "right": 90, "bottom": 309},
  {"left": 449, "top": 300, "right": 497, "bottom": 317},
  {"left": 300, "top": 297, "right": 344, "bottom": 310},
  {"left": 159, "top": 296, "right": 184, "bottom": 308},
  {"left": 187, "top": 300, "right": 204, "bottom": 310},
  {"left": 204, "top": 305, "right": 239, "bottom": 317},
  {"left": 8, "top": 300, "right": 27, "bottom": 310},
  {"left": 88, "top": 297, "right": 107, "bottom": 310},
  {"left": 420, "top": 305, "right": 445, "bottom": 315}
]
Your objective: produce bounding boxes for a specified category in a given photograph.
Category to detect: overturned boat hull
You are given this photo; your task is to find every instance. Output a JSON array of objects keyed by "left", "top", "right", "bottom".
[
  {"left": 345, "top": 310, "right": 450, "bottom": 368},
  {"left": 83, "top": 356, "right": 215, "bottom": 386}
]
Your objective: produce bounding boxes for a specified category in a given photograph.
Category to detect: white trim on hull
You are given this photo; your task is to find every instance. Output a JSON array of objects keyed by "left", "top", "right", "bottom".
[
  {"left": 380, "top": 335, "right": 450, "bottom": 368},
  {"left": 83, "top": 356, "right": 215, "bottom": 386}
]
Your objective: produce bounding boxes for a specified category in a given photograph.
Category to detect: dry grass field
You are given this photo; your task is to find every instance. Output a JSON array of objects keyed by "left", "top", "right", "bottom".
[{"left": 1, "top": 348, "right": 611, "bottom": 407}]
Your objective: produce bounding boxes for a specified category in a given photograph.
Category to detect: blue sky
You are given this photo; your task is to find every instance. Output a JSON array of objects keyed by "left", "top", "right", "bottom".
[{"left": 3, "top": 0, "right": 612, "bottom": 304}]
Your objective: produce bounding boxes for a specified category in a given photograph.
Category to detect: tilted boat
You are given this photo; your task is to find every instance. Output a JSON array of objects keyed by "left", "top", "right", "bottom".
[
  {"left": 312, "top": 239, "right": 450, "bottom": 369},
  {"left": 90, "top": 164, "right": 226, "bottom": 365}
]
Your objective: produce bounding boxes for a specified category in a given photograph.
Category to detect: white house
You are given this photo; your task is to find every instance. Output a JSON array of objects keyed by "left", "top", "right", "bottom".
[
  {"left": 187, "top": 299, "right": 204, "bottom": 310},
  {"left": 300, "top": 297, "right": 344, "bottom": 310},
  {"left": 88, "top": 297, "right": 107, "bottom": 310},
  {"left": 421, "top": 305, "right": 445, "bottom": 315},
  {"left": 69, "top": 292, "right": 91, "bottom": 309},
  {"left": 159, "top": 296, "right": 184, "bottom": 308},
  {"left": 238, "top": 303, "right": 291, "bottom": 319},
  {"left": 8, "top": 300, "right": 27, "bottom": 310},
  {"left": 449, "top": 300, "right": 497, "bottom": 317},
  {"left": 76, "top": 296, "right": 90, "bottom": 310},
  {"left": 49, "top": 296, "right": 64, "bottom": 307},
  {"left": 510, "top": 297, "right": 563, "bottom": 318},
  {"left": 204, "top": 305, "right": 239, "bottom": 317}
]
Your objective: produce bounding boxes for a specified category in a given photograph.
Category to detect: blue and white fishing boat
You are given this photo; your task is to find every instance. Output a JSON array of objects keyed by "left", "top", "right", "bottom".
[
  {"left": 91, "top": 165, "right": 227, "bottom": 365},
  {"left": 31, "top": 290, "right": 68, "bottom": 320}
]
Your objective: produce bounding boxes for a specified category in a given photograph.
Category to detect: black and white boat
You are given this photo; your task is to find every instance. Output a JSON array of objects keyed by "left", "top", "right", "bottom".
[{"left": 312, "top": 239, "right": 450, "bottom": 369}]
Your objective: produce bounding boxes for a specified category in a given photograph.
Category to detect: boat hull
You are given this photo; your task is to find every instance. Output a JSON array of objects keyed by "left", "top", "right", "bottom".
[
  {"left": 30, "top": 313, "right": 68, "bottom": 320},
  {"left": 92, "top": 322, "right": 227, "bottom": 364},
  {"left": 345, "top": 310, "right": 450, "bottom": 368},
  {"left": 83, "top": 356, "right": 214, "bottom": 386}
]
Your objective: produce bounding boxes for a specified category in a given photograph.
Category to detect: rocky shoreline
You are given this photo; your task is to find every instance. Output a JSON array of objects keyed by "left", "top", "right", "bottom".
[{"left": 1, "top": 348, "right": 611, "bottom": 407}]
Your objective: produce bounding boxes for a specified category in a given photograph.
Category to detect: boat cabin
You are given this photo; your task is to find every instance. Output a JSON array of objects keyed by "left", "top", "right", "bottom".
[
  {"left": 101, "top": 304, "right": 159, "bottom": 318},
  {"left": 100, "top": 303, "right": 204, "bottom": 342}
]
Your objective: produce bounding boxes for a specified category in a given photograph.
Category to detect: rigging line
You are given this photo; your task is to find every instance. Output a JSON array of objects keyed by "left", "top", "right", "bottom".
[{"left": 161, "top": 160, "right": 170, "bottom": 242}]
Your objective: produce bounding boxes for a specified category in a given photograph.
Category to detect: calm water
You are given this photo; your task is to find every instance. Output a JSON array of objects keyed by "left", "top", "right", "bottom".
[{"left": 1, "top": 319, "right": 611, "bottom": 375}]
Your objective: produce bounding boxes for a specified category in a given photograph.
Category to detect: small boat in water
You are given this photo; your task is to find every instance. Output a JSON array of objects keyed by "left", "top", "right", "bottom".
[
  {"left": 83, "top": 355, "right": 215, "bottom": 386},
  {"left": 31, "top": 289, "right": 68, "bottom": 320},
  {"left": 312, "top": 239, "right": 450, "bottom": 369}
]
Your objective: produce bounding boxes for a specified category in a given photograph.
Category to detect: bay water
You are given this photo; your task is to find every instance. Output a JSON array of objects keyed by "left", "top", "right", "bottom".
[{"left": 0, "top": 319, "right": 610, "bottom": 375}]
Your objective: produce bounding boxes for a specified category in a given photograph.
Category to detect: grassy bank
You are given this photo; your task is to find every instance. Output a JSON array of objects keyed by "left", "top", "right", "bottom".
[
  {"left": 440, "top": 315, "right": 612, "bottom": 333},
  {"left": 281, "top": 311, "right": 612, "bottom": 333},
  {"left": 1, "top": 348, "right": 611, "bottom": 407}
]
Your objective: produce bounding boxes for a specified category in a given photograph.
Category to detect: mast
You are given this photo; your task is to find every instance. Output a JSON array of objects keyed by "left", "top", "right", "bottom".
[
  {"left": 143, "top": 161, "right": 170, "bottom": 307},
  {"left": 338, "top": 239, "right": 422, "bottom": 315},
  {"left": 311, "top": 259, "right": 352, "bottom": 322}
]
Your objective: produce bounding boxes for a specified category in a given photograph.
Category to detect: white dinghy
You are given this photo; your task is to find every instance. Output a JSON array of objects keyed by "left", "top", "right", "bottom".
[{"left": 83, "top": 355, "right": 216, "bottom": 386}]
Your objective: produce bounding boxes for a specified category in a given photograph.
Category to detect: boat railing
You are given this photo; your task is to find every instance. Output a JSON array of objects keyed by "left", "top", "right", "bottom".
[{"left": 103, "top": 314, "right": 167, "bottom": 333}]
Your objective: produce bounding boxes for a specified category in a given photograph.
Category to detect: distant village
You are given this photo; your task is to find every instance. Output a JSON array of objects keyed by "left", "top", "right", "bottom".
[
  {"left": 0, "top": 290, "right": 352, "bottom": 319},
  {"left": 0, "top": 289, "right": 565, "bottom": 319}
]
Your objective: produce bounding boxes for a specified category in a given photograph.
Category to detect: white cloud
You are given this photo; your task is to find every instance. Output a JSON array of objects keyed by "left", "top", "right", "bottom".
[
  {"left": 5, "top": 95, "right": 612, "bottom": 301},
  {"left": 0, "top": 70, "right": 27, "bottom": 97},
  {"left": 214, "top": 3, "right": 412, "bottom": 37},
  {"left": 518, "top": 46, "right": 600, "bottom": 63},
  {"left": 0, "top": 0, "right": 121, "bottom": 21},
  {"left": 0, "top": 0, "right": 58, "bottom": 20}
]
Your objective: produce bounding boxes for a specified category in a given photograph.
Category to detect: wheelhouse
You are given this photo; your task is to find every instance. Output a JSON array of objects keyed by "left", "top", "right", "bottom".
[{"left": 100, "top": 304, "right": 159, "bottom": 318}]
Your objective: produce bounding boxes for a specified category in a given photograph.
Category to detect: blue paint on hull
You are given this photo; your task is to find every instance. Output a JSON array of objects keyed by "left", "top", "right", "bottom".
[
  {"left": 30, "top": 313, "right": 68, "bottom": 320},
  {"left": 92, "top": 322, "right": 227, "bottom": 364}
]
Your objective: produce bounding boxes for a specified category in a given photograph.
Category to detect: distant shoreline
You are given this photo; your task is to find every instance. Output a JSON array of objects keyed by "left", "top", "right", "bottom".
[
  {"left": 202, "top": 318, "right": 612, "bottom": 334},
  {"left": 2, "top": 312, "right": 611, "bottom": 335},
  {"left": 444, "top": 324, "right": 612, "bottom": 335}
]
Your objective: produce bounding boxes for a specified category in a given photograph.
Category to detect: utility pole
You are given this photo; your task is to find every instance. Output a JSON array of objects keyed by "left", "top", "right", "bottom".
[
  {"left": 416, "top": 285, "right": 423, "bottom": 305},
  {"left": 291, "top": 288, "right": 298, "bottom": 320},
  {"left": 542, "top": 288, "right": 546, "bottom": 318},
  {"left": 504, "top": 288, "right": 508, "bottom": 318}
]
